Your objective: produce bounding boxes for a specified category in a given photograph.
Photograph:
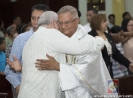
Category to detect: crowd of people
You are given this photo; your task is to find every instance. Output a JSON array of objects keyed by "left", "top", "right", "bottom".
[{"left": 0, "top": 3, "right": 133, "bottom": 98}]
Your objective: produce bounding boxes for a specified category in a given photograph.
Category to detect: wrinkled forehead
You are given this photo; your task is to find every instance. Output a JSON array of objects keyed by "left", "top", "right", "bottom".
[{"left": 58, "top": 12, "right": 73, "bottom": 22}]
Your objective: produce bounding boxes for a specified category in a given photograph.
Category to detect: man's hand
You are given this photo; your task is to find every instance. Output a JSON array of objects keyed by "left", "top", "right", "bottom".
[
  {"left": 35, "top": 54, "right": 60, "bottom": 71},
  {"left": 7, "top": 55, "right": 22, "bottom": 72},
  {"left": 15, "top": 85, "right": 20, "bottom": 95},
  {"left": 129, "top": 63, "right": 133, "bottom": 73}
]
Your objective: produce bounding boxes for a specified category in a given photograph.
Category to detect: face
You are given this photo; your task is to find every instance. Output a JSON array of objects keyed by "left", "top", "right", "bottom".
[
  {"left": 25, "top": 26, "right": 32, "bottom": 31},
  {"left": 125, "top": 14, "right": 131, "bottom": 19},
  {"left": 127, "top": 20, "right": 133, "bottom": 32},
  {"left": 31, "top": 10, "right": 44, "bottom": 31},
  {"left": 58, "top": 12, "right": 79, "bottom": 37},
  {"left": 10, "top": 28, "right": 16, "bottom": 36},
  {"left": 101, "top": 20, "right": 108, "bottom": 32},
  {"left": 109, "top": 16, "right": 115, "bottom": 24},
  {"left": 0, "top": 40, "right": 6, "bottom": 51},
  {"left": 14, "top": 17, "right": 21, "bottom": 25},
  {"left": 86, "top": 11, "right": 95, "bottom": 23}
]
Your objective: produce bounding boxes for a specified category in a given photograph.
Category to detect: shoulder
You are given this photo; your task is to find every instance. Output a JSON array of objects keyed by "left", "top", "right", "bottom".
[
  {"left": 88, "top": 30, "right": 97, "bottom": 37},
  {"left": 83, "top": 23, "right": 90, "bottom": 27},
  {"left": 14, "top": 29, "right": 33, "bottom": 42}
]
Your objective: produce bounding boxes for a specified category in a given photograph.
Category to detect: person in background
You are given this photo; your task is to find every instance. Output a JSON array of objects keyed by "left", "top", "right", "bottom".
[
  {"left": 0, "top": 37, "right": 6, "bottom": 75},
  {"left": 108, "top": 14, "right": 116, "bottom": 29},
  {"left": 0, "top": 20, "right": 6, "bottom": 37},
  {"left": 6, "top": 32, "right": 18, "bottom": 58},
  {"left": 83, "top": 8, "right": 98, "bottom": 33},
  {"left": 5, "top": 4, "right": 50, "bottom": 96},
  {"left": 89, "top": 14, "right": 133, "bottom": 78},
  {"left": 110, "top": 26, "right": 129, "bottom": 78},
  {"left": 121, "top": 18, "right": 133, "bottom": 75},
  {"left": 11, "top": 16, "right": 22, "bottom": 30},
  {"left": 122, "top": 12, "right": 131, "bottom": 19},
  {"left": 5, "top": 26, "right": 16, "bottom": 47},
  {"left": 16, "top": 23, "right": 32, "bottom": 34}
]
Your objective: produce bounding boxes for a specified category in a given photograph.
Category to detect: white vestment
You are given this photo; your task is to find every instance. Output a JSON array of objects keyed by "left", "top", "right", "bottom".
[
  {"left": 59, "top": 25, "right": 119, "bottom": 98},
  {"left": 83, "top": 23, "right": 92, "bottom": 33},
  {"left": 18, "top": 26, "right": 105, "bottom": 98}
]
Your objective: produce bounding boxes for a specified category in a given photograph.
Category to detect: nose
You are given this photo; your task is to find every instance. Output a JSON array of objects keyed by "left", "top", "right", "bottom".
[
  {"left": 62, "top": 23, "right": 66, "bottom": 29},
  {"left": 34, "top": 18, "right": 38, "bottom": 24}
]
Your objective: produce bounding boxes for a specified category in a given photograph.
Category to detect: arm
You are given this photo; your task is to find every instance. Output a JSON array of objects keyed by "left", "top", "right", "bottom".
[
  {"left": 35, "top": 54, "right": 81, "bottom": 91},
  {"left": 122, "top": 32, "right": 133, "bottom": 44},
  {"left": 46, "top": 29, "right": 104, "bottom": 55},
  {"left": 5, "top": 36, "right": 23, "bottom": 89}
]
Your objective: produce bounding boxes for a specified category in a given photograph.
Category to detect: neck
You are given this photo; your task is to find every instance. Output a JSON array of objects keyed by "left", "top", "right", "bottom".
[
  {"left": 96, "top": 30, "right": 104, "bottom": 35},
  {"left": 96, "top": 30, "right": 106, "bottom": 40}
]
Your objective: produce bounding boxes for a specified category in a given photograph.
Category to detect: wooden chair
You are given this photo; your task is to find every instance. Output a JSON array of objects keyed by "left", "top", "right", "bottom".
[
  {"left": 0, "top": 93, "right": 8, "bottom": 98},
  {"left": 114, "top": 75, "right": 133, "bottom": 98},
  {"left": 0, "top": 75, "right": 13, "bottom": 98}
]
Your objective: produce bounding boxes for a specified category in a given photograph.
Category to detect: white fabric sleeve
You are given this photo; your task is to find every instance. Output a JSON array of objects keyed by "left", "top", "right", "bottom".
[{"left": 46, "top": 29, "right": 104, "bottom": 55}]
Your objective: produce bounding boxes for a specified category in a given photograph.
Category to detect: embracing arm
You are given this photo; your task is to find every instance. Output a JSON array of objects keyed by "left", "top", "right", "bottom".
[
  {"left": 122, "top": 32, "right": 133, "bottom": 44},
  {"left": 5, "top": 36, "right": 22, "bottom": 89},
  {"left": 46, "top": 30, "right": 104, "bottom": 55}
]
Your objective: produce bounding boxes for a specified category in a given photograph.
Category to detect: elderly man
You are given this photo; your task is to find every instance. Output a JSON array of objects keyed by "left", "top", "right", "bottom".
[
  {"left": 17, "top": 10, "right": 105, "bottom": 98},
  {"left": 5, "top": 4, "right": 50, "bottom": 97},
  {"left": 36, "top": 6, "right": 119, "bottom": 98}
]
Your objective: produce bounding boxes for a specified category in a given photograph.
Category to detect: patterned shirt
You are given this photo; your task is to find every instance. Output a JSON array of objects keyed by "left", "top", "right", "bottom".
[
  {"left": 6, "top": 44, "right": 12, "bottom": 58},
  {"left": 112, "top": 43, "right": 128, "bottom": 78},
  {"left": 5, "top": 28, "right": 34, "bottom": 88}
]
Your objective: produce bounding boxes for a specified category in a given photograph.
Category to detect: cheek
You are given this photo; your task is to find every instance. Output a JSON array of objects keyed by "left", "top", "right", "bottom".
[{"left": 127, "top": 26, "right": 132, "bottom": 31}]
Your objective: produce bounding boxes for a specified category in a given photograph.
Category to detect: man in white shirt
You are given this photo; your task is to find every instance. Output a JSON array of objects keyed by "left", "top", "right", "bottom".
[
  {"left": 83, "top": 8, "right": 98, "bottom": 33},
  {"left": 36, "top": 6, "right": 118, "bottom": 98}
]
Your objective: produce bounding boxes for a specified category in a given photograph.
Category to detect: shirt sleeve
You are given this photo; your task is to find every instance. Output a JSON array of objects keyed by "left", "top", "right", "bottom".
[
  {"left": 46, "top": 30, "right": 104, "bottom": 55},
  {"left": 5, "top": 36, "right": 23, "bottom": 88}
]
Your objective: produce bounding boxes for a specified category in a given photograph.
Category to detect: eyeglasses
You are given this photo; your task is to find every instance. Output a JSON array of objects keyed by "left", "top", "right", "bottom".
[
  {"left": 128, "top": 24, "right": 133, "bottom": 27},
  {"left": 57, "top": 18, "right": 77, "bottom": 26}
]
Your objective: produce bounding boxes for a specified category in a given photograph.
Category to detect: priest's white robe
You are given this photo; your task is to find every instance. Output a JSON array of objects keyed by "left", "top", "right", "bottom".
[
  {"left": 59, "top": 25, "right": 119, "bottom": 98},
  {"left": 18, "top": 26, "right": 104, "bottom": 98}
]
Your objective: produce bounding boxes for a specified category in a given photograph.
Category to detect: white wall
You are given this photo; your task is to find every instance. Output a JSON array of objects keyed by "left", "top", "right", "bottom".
[
  {"left": 99, "top": 0, "right": 112, "bottom": 21},
  {"left": 125, "top": 0, "right": 133, "bottom": 17},
  {"left": 78, "top": 0, "right": 112, "bottom": 25},
  {"left": 78, "top": 0, "right": 87, "bottom": 25}
]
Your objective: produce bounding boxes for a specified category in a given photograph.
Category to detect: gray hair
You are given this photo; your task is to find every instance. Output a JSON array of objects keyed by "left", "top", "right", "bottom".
[
  {"left": 38, "top": 11, "right": 58, "bottom": 26},
  {"left": 6, "top": 26, "right": 15, "bottom": 36},
  {"left": 57, "top": 5, "right": 78, "bottom": 19}
]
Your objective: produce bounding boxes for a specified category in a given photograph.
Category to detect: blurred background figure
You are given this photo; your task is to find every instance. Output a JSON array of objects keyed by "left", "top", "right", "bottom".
[
  {"left": 83, "top": 8, "right": 98, "bottom": 33},
  {"left": 0, "top": 37, "right": 6, "bottom": 75},
  {"left": 110, "top": 26, "right": 129, "bottom": 78},
  {"left": 89, "top": 14, "right": 133, "bottom": 78},
  {"left": 0, "top": 20, "right": 6, "bottom": 38},
  {"left": 5, "top": 26, "right": 16, "bottom": 47},
  {"left": 122, "top": 12, "right": 131, "bottom": 19},
  {"left": 6, "top": 22, "right": 31, "bottom": 58},
  {"left": 121, "top": 19, "right": 133, "bottom": 75},
  {"left": 108, "top": 14, "right": 116, "bottom": 29},
  {"left": 16, "top": 23, "right": 32, "bottom": 34},
  {"left": 11, "top": 16, "right": 22, "bottom": 30}
]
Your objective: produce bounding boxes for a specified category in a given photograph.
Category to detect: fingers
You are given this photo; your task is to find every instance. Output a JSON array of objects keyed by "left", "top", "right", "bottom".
[
  {"left": 46, "top": 54, "right": 53, "bottom": 59},
  {"left": 12, "top": 55, "right": 18, "bottom": 61}
]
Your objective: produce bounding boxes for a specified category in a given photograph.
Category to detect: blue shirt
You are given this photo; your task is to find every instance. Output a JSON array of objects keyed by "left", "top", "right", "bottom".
[
  {"left": 5, "top": 28, "right": 34, "bottom": 88},
  {"left": 0, "top": 51, "right": 6, "bottom": 72}
]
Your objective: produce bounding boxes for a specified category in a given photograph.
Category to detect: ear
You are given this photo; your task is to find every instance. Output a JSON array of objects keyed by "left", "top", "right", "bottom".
[{"left": 76, "top": 18, "right": 80, "bottom": 25}]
